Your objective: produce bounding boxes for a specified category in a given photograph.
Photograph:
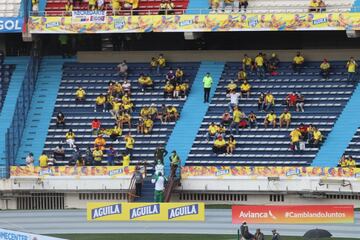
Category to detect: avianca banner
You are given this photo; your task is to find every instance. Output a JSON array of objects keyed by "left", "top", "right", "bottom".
[
  {"left": 87, "top": 202, "right": 205, "bottom": 221},
  {"left": 232, "top": 205, "right": 354, "bottom": 224},
  {"left": 29, "top": 13, "right": 360, "bottom": 34}
]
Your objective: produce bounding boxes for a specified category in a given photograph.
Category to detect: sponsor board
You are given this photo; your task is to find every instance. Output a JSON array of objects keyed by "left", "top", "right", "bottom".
[
  {"left": 181, "top": 166, "right": 360, "bottom": 179},
  {"left": 0, "top": 18, "right": 23, "bottom": 33},
  {"left": 29, "top": 13, "right": 360, "bottom": 34},
  {"left": 232, "top": 205, "right": 354, "bottom": 224},
  {"left": 0, "top": 228, "right": 65, "bottom": 240},
  {"left": 10, "top": 166, "right": 135, "bottom": 178},
  {"left": 87, "top": 202, "right": 205, "bottom": 221}
]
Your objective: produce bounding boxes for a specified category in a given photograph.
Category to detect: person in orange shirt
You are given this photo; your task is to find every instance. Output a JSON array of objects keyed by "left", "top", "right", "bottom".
[{"left": 94, "top": 134, "right": 106, "bottom": 150}]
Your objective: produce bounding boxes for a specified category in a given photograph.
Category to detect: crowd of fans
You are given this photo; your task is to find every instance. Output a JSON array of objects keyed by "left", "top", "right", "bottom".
[
  {"left": 206, "top": 53, "right": 357, "bottom": 156},
  {"left": 210, "top": 0, "right": 249, "bottom": 13},
  {"left": 32, "top": 54, "right": 191, "bottom": 170}
]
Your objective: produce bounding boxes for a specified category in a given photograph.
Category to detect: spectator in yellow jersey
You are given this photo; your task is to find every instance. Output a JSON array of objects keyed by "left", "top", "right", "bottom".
[
  {"left": 320, "top": 59, "right": 331, "bottom": 79},
  {"left": 75, "top": 87, "right": 86, "bottom": 101},
  {"left": 213, "top": 136, "right": 226, "bottom": 155},
  {"left": 230, "top": 106, "right": 241, "bottom": 135},
  {"left": 290, "top": 128, "right": 302, "bottom": 151},
  {"left": 110, "top": 99, "right": 122, "bottom": 119},
  {"left": 240, "top": 80, "right": 251, "bottom": 98},
  {"left": 157, "top": 54, "right": 166, "bottom": 73},
  {"left": 111, "top": 0, "right": 121, "bottom": 14},
  {"left": 242, "top": 54, "right": 253, "bottom": 73},
  {"left": 65, "top": 129, "right": 76, "bottom": 148},
  {"left": 65, "top": 0, "right": 73, "bottom": 13},
  {"left": 339, "top": 154, "right": 347, "bottom": 167},
  {"left": 347, "top": 156, "right": 356, "bottom": 168},
  {"left": 39, "top": 152, "right": 48, "bottom": 168},
  {"left": 279, "top": 109, "right": 291, "bottom": 128},
  {"left": 95, "top": 93, "right": 106, "bottom": 112},
  {"left": 122, "top": 152, "right": 131, "bottom": 167},
  {"left": 237, "top": 69, "right": 247, "bottom": 82},
  {"left": 110, "top": 123, "right": 122, "bottom": 142},
  {"left": 88, "top": 0, "right": 96, "bottom": 10},
  {"left": 262, "top": 91, "right": 275, "bottom": 112},
  {"left": 292, "top": 52, "right": 305, "bottom": 73},
  {"left": 175, "top": 67, "right": 184, "bottom": 83},
  {"left": 138, "top": 73, "right": 154, "bottom": 92},
  {"left": 124, "top": 133, "right": 135, "bottom": 156},
  {"left": 264, "top": 110, "right": 277, "bottom": 128},
  {"left": 180, "top": 82, "right": 189, "bottom": 98},
  {"left": 150, "top": 57, "right": 158, "bottom": 70},
  {"left": 140, "top": 106, "right": 151, "bottom": 119},
  {"left": 159, "top": 0, "right": 167, "bottom": 15},
  {"left": 254, "top": 53, "right": 265, "bottom": 79},
  {"left": 148, "top": 104, "right": 158, "bottom": 120},
  {"left": 144, "top": 117, "right": 154, "bottom": 134},
  {"left": 309, "top": 127, "right": 323, "bottom": 147},
  {"left": 173, "top": 83, "right": 181, "bottom": 98},
  {"left": 94, "top": 134, "right": 106, "bottom": 151},
  {"left": 227, "top": 80, "right": 237, "bottom": 93},
  {"left": 117, "top": 112, "right": 131, "bottom": 129},
  {"left": 164, "top": 81, "right": 174, "bottom": 98},
  {"left": 165, "top": 105, "right": 179, "bottom": 122},
  {"left": 206, "top": 122, "right": 219, "bottom": 141},
  {"left": 346, "top": 57, "right": 358, "bottom": 82},
  {"left": 309, "top": 0, "right": 318, "bottom": 12},
  {"left": 268, "top": 53, "right": 280, "bottom": 75},
  {"left": 226, "top": 135, "right": 236, "bottom": 155},
  {"left": 92, "top": 146, "right": 103, "bottom": 166}
]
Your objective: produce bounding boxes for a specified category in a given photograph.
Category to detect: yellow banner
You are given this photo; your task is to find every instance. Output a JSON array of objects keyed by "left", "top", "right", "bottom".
[
  {"left": 29, "top": 13, "right": 360, "bottom": 34},
  {"left": 181, "top": 166, "right": 360, "bottom": 179},
  {"left": 10, "top": 166, "right": 135, "bottom": 178},
  {"left": 87, "top": 202, "right": 205, "bottom": 221}
]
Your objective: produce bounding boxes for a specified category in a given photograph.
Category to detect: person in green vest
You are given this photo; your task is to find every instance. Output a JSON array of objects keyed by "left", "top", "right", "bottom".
[
  {"left": 58, "top": 35, "right": 70, "bottom": 59},
  {"left": 169, "top": 150, "right": 180, "bottom": 177},
  {"left": 151, "top": 172, "right": 167, "bottom": 202},
  {"left": 203, "top": 72, "right": 213, "bottom": 103}
]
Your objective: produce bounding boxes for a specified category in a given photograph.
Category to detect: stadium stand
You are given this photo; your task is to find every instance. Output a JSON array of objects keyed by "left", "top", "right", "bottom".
[
  {"left": 0, "top": 64, "right": 15, "bottom": 112},
  {"left": 352, "top": 0, "right": 360, "bottom": 11},
  {"left": 186, "top": 60, "right": 355, "bottom": 166},
  {"left": 35, "top": 62, "right": 199, "bottom": 172},
  {"left": 343, "top": 129, "right": 360, "bottom": 164},
  {"left": 44, "top": 0, "right": 189, "bottom": 15},
  {"left": 0, "top": 0, "right": 22, "bottom": 17}
]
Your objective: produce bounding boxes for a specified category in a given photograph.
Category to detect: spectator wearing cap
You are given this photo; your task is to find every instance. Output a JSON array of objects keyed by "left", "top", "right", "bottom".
[
  {"left": 26, "top": 152, "right": 34, "bottom": 167},
  {"left": 272, "top": 229, "right": 280, "bottom": 240},
  {"left": 268, "top": 53, "right": 279, "bottom": 75},
  {"left": 320, "top": 59, "right": 331, "bottom": 79},
  {"left": 203, "top": 72, "right": 213, "bottom": 103}
]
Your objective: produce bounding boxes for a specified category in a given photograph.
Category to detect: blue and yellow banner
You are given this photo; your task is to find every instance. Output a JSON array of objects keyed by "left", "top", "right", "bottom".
[
  {"left": 29, "top": 13, "right": 360, "bottom": 34},
  {"left": 87, "top": 202, "right": 205, "bottom": 221}
]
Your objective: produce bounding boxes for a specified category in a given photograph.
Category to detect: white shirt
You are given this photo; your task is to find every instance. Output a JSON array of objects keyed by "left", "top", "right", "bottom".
[
  {"left": 155, "top": 164, "right": 164, "bottom": 176},
  {"left": 227, "top": 92, "right": 240, "bottom": 105},
  {"left": 26, "top": 156, "right": 34, "bottom": 167},
  {"left": 151, "top": 176, "right": 166, "bottom": 191},
  {"left": 122, "top": 82, "right": 131, "bottom": 91}
]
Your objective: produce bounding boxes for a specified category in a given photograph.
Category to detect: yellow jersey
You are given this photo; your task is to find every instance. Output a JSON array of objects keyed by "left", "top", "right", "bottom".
[
  {"left": 254, "top": 56, "right": 264, "bottom": 67},
  {"left": 266, "top": 113, "right": 277, "bottom": 122},
  {"left": 233, "top": 110, "right": 241, "bottom": 123},
  {"left": 280, "top": 112, "right": 291, "bottom": 120},
  {"left": 76, "top": 89, "right": 85, "bottom": 98},
  {"left": 293, "top": 56, "right": 304, "bottom": 64},
  {"left": 227, "top": 83, "right": 237, "bottom": 91},
  {"left": 66, "top": 132, "right": 75, "bottom": 139},
  {"left": 313, "top": 130, "right": 322, "bottom": 140},
  {"left": 347, "top": 60, "right": 357, "bottom": 73},
  {"left": 125, "top": 136, "right": 135, "bottom": 149},
  {"left": 241, "top": 83, "right": 251, "bottom": 92},
  {"left": 208, "top": 125, "right": 218, "bottom": 135},
  {"left": 123, "top": 155, "right": 130, "bottom": 167},
  {"left": 93, "top": 150, "right": 103, "bottom": 161},
  {"left": 243, "top": 57, "right": 252, "bottom": 66},
  {"left": 290, "top": 129, "right": 302, "bottom": 142},
  {"left": 214, "top": 139, "right": 226, "bottom": 147},
  {"left": 265, "top": 94, "right": 274, "bottom": 104},
  {"left": 96, "top": 96, "right": 106, "bottom": 105},
  {"left": 320, "top": 62, "right": 330, "bottom": 70},
  {"left": 39, "top": 155, "right": 48, "bottom": 168},
  {"left": 227, "top": 139, "right": 236, "bottom": 147}
]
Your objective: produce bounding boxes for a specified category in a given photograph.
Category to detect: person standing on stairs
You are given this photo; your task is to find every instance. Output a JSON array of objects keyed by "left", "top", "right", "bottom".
[
  {"left": 154, "top": 145, "right": 168, "bottom": 164},
  {"left": 203, "top": 72, "right": 213, "bottom": 103}
]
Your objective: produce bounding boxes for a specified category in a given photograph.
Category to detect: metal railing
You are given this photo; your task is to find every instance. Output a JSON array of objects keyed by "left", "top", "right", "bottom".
[
  {"left": 29, "top": 5, "right": 356, "bottom": 17},
  {"left": 4, "top": 42, "right": 41, "bottom": 178}
]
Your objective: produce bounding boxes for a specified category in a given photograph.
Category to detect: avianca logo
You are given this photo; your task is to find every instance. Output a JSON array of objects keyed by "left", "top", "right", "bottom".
[
  {"left": 239, "top": 210, "right": 277, "bottom": 220},
  {"left": 168, "top": 204, "right": 199, "bottom": 219},
  {"left": 130, "top": 204, "right": 160, "bottom": 219},
  {"left": 91, "top": 204, "right": 122, "bottom": 219}
]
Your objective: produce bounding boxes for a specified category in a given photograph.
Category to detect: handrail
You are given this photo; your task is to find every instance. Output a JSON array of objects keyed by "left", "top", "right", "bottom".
[
  {"left": 29, "top": 5, "right": 356, "bottom": 17},
  {"left": 164, "top": 165, "right": 181, "bottom": 202}
]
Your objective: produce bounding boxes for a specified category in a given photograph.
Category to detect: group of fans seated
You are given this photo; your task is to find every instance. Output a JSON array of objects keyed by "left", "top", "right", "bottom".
[
  {"left": 63, "top": 0, "right": 139, "bottom": 13},
  {"left": 34, "top": 54, "right": 187, "bottom": 167},
  {"left": 210, "top": 0, "right": 249, "bottom": 13},
  {"left": 205, "top": 52, "right": 358, "bottom": 156},
  {"left": 338, "top": 155, "right": 357, "bottom": 168}
]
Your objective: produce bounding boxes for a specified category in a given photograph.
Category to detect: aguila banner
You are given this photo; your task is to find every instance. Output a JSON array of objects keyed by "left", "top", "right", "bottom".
[
  {"left": 29, "top": 13, "right": 360, "bottom": 34},
  {"left": 232, "top": 205, "right": 354, "bottom": 224},
  {"left": 87, "top": 202, "right": 205, "bottom": 221}
]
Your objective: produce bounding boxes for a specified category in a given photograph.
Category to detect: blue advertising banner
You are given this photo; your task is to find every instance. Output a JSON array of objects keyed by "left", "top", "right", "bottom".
[{"left": 0, "top": 17, "right": 23, "bottom": 33}]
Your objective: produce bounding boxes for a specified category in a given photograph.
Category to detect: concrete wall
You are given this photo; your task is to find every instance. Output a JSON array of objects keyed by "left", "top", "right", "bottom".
[{"left": 78, "top": 49, "right": 360, "bottom": 63}]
